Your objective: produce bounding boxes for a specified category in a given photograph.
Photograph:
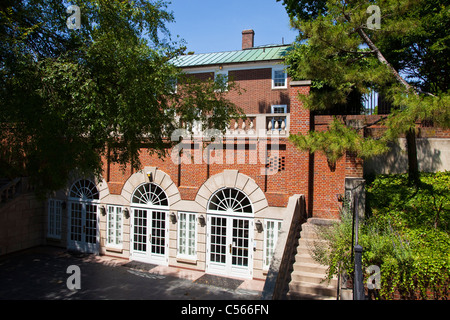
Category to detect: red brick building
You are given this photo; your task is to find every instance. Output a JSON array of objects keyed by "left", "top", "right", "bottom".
[{"left": 44, "top": 30, "right": 360, "bottom": 280}]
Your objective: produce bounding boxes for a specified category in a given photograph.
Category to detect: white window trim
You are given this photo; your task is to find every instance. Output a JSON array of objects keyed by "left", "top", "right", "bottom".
[
  {"left": 271, "top": 105, "right": 287, "bottom": 114},
  {"left": 272, "top": 67, "right": 287, "bottom": 89},
  {"left": 47, "top": 199, "right": 62, "bottom": 239},
  {"left": 177, "top": 212, "right": 198, "bottom": 260},
  {"left": 263, "top": 219, "right": 282, "bottom": 270},
  {"left": 270, "top": 105, "right": 288, "bottom": 131},
  {"left": 106, "top": 205, "right": 123, "bottom": 249}
]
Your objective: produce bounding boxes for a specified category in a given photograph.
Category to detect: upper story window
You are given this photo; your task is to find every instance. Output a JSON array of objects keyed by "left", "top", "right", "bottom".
[
  {"left": 271, "top": 105, "right": 287, "bottom": 114},
  {"left": 272, "top": 67, "right": 287, "bottom": 89}
]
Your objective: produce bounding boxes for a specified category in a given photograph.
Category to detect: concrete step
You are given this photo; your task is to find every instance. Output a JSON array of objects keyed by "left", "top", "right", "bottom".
[
  {"left": 287, "top": 292, "right": 337, "bottom": 300},
  {"left": 296, "top": 239, "right": 329, "bottom": 255},
  {"left": 293, "top": 261, "right": 328, "bottom": 273},
  {"left": 307, "top": 218, "right": 339, "bottom": 227},
  {"left": 286, "top": 219, "right": 339, "bottom": 300},
  {"left": 291, "top": 270, "right": 337, "bottom": 286},
  {"left": 294, "top": 252, "right": 318, "bottom": 265},
  {"left": 299, "top": 229, "right": 320, "bottom": 240},
  {"left": 288, "top": 281, "right": 338, "bottom": 298}
]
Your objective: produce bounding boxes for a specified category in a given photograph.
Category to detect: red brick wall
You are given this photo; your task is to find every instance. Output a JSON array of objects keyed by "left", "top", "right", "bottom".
[
  {"left": 227, "top": 68, "right": 290, "bottom": 114},
  {"left": 102, "top": 72, "right": 353, "bottom": 220}
]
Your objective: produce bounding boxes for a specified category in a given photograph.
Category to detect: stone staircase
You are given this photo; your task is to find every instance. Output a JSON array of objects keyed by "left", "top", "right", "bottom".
[{"left": 287, "top": 218, "right": 338, "bottom": 300}]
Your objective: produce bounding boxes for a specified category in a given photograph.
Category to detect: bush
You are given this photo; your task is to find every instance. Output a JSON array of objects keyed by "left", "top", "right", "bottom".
[{"left": 309, "top": 172, "right": 450, "bottom": 299}]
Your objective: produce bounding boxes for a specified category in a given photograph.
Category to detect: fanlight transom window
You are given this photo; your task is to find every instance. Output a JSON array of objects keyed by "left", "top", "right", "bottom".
[
  {"left": 208, "top": 188, "right": 253, "bottom": 214},
  {"left": 132, "top": 183, "right": 168, "bottom": 207},
  {"left": 70, "top": 179, "right": 99, "bottom": 200}
]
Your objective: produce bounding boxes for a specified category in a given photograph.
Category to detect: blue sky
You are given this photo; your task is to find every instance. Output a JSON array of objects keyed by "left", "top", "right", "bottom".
[{"left": 165, "top": 0, "right": 298, "bottom": 54}]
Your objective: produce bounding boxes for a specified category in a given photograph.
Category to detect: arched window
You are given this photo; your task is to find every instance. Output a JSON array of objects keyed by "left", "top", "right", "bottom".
[
  {"left": 132, "top": 183, "right": 168, "bottom": 207},
  {"left": 208, "top": 188, "right": 252, "bottom": 214},
  {"left": 70, "top": 179, "right": 99, "bottom": 200}
]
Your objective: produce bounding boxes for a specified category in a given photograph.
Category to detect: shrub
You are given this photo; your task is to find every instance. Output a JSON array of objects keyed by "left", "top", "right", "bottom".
[{"left": 309, "top": 172, "right": 450, "bottom": 299}]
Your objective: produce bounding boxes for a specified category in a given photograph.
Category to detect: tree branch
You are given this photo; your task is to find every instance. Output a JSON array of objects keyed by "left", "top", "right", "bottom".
[{"left": 342, "top": 13, "right": 416, "bottom": 95}]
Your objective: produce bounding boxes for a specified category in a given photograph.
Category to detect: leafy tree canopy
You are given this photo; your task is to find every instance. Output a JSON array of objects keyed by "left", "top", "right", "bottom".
[
  {"left": 279, "top": 0, "right": 450, "bottom": 181},
  {"left": 0, "top": 0, "right": 242, "bottom": 196}
]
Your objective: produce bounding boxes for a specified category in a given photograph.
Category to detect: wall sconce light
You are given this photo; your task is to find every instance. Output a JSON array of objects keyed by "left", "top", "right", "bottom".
[
  {"left": 198, "top": 215, "right": 206, "bottom": 227},
  {"left": 123, "top": 208, "right": 130, "bottom": 219},
  {"left": 255, "top": 220, "right": 264, "bottom": 233},
  {"left": 219, "top": 65, "right": 223, "bottom": 70},
  {"left": 100, "top": 205, "right": 106, "bottom": 216},
  {"left": 147, "top": 171, "right": 153, "bottom": 182},
  {"left": 61, "top": 201, "right": 67, "bottom": 210},
  {"left": 170, "top": 212, "right": 177, "bottom": 223},
  {"left": 336, "top": 194, "right": 344, "bottom": 202}
]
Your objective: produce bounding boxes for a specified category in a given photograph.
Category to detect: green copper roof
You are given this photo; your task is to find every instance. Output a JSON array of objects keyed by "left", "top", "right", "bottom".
[{"left": 170, "top": 45, "right": 291, "bottom": 68}]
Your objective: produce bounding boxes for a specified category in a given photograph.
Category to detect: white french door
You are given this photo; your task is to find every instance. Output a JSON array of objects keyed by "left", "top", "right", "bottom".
[
  {"left": 206, "top": 215, "right": 253, "bottom": 279},
  {"left": 68, "top": 202, "right": 99, "bottom": 254},
  {"left": 130, "top": 208, "right": 169, "bottom": 265}
]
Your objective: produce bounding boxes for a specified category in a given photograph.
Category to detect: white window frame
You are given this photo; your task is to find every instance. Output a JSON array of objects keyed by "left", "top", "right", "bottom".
[
  {"left": 47, "top": 199, "right": 62, "bottom": 239},
  {"left": 177, "top": 212, "right": 197, "bottom": 260},
  {"left": 271, "top": 105, "right": 287, "bottom": 114},
  {"left": 272, "top": 67, "right": 287, "bottom": 89},
  {"left": 263, "top": 219, "right": 282, "bottom": 270},
  {"left": 270, "top": 105, "right": 287, "bottom": 131},
  {"left": 106, "top": 205, "right": 123, "bottom": 249}
]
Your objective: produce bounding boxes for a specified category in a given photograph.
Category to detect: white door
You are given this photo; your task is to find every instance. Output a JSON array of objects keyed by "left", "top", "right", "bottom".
[
  {"left": 206, "top": 215, "right": 253, "bottom": 279},
  {"left": 131, "top": 208, "right": 168, "bottom": 265},
  {"left": 68, "top": 202, "right": 99, "bottom": 254}
]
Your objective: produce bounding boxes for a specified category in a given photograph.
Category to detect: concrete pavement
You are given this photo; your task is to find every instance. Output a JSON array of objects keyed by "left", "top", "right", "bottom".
[{"left": 0, "top": 246, "right": 264, "bottom": 300}]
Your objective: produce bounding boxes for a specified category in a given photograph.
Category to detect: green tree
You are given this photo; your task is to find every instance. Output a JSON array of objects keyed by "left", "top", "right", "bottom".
[
  {"left": 279, "top": 0, "right": 450, "bottom": 184},
  {"left": 0, "top": 0, "right": 242, "bottom": 196}
]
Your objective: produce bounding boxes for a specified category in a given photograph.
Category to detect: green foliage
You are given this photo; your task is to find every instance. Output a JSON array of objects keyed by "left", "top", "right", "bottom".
[
  {"left": 0, "top": 1, "right": 242, "bottom": 196},
  {"left": 310, "top": 172, "right": 450, "bottom": 299},
  {"left": 289, "top": 118, "right": 388, "bottom": 166},
  {"left": 281, "top": 0, "right": 450, "bottom": 175},
  {"left": 308, "top": 210, "right": 354, "bottom": 283},
  {"left": 367, "top": 172, "right": 450, "bottom": 230}
]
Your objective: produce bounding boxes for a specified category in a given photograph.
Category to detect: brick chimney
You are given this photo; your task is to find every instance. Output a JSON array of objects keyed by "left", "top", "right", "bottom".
[{"left": 242, "top": 29, "right": 255, "bottom": 50}]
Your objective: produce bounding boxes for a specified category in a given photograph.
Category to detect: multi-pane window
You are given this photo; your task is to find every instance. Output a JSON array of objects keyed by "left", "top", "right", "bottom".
[
  {"left": 210, "top": 216, "right": 227, "bottom": 263},
  {"left": 178, "top": 212, "right": 197, "bottom": 259},
  {"left": 70, "top": 179, "right": 99, "bottom": 200},
  {"left": 232, "top": 219, "right": 250, "bottom": 267},
  {"left": 270, "top": 105, "right": 287, "bottom": 131},
  {"left": 132, "top": 183, "right": 168, "bottom": 206},
  {"left": 133, "top": 209, "right": 147, "bottom": 252},
  {"left": 107, "top": 205, "right": 123, "bottom": 248},
  {"left": 272, "top": 68, "right": 287, "bottom": 88},
  {"left": 151, "top": 211, "right": 166, "bottom": 255},
  {"left": 208, "top": 188, "right": 253, "bottom": 215},
  {"left": 264, "top": 219, "right": 282, "bottom": 269},
  {"left": 47, "top": 199, "right": 62, "bottom": 239}
]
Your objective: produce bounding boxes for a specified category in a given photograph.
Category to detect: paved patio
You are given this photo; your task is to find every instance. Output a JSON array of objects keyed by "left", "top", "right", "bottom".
[{"left": 0, "top": 246, "right": 264, "bottom": 300}]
